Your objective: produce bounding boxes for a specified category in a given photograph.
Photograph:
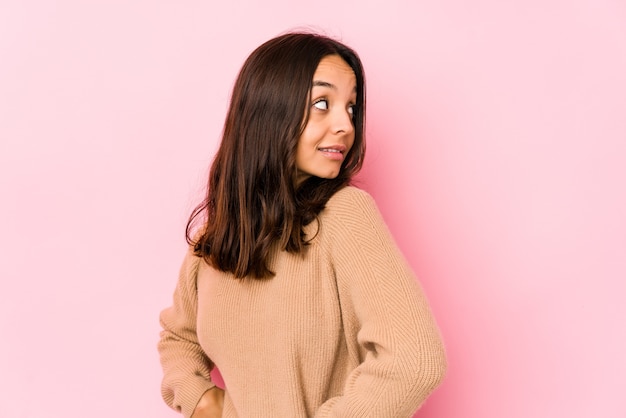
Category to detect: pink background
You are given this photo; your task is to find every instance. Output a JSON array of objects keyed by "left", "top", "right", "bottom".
[{"left": 1, "top": 1, "right": 625, "bottom": 417}]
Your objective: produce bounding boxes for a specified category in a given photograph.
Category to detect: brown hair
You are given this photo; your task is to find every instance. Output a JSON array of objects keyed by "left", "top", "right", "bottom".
[{"left": 187, "top": 32, "right": 366, "bottom": 278}]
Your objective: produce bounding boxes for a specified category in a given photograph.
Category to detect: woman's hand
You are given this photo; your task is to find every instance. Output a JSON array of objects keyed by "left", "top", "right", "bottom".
[{"left": 191, "top": 387, "right": 225, "bottom": 418}]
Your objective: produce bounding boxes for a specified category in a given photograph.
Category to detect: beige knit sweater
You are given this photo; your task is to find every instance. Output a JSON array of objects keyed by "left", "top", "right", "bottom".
[{"left": 158, "top": 186, "right": 447, "bottom": 418}]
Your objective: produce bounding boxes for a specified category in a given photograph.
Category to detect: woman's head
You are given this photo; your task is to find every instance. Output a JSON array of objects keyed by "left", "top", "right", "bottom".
[
  {"left": 295, "top": 54, "right": 358, "bottom": 184},
  {"left": 189, "top": 32, "right": 367, "bottom": 278},
  {"left": 220, "top": 32, "right": 366, "bottom": 188}
]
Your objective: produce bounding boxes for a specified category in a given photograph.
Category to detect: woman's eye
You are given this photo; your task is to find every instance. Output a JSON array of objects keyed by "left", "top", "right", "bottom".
[
  {"left": 313, "top": 99, "right": 328, "bottom": 110},
  {"left": 348, "top": 104, "right": 355, "bottom": 116}
]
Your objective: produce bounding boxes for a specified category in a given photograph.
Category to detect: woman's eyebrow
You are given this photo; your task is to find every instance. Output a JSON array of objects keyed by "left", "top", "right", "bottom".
[
  {"left": 312, "top": 80, "right": 335, "bottom": 89},
  {"left": 312, "top": 80, "right": 358, "bottom": 93}
]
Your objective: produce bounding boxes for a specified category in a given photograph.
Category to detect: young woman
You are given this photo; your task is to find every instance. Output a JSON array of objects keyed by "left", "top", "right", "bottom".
[{"left": 158, "top": 32, "right": 446, "bottom": 418}]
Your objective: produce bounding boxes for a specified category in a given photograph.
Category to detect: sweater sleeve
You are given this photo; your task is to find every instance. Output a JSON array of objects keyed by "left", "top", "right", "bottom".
[
  {"left": 158, "top": 248, "right": 216, "bottom": 418},
  {"left": 315, "top": 188, "right": 447, "bottom": 418}
]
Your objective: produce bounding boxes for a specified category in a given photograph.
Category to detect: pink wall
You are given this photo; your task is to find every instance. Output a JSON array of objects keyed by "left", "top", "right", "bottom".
[{"left": 1, "top": 1, "right": 625, "bottom": 417}]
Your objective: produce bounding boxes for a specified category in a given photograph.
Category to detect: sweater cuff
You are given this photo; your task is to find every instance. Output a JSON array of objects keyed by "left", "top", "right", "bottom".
[{"left": 177, "top": 376, "right": 216, "bottom": 418}]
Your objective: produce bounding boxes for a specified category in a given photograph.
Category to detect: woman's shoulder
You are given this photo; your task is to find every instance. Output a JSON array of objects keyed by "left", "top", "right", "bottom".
[
  {"left": 303, "top": 186, "right": 385, "bottom": 244},
  {"left": 320, "top": 185, "right": 381, "bottom": 226},
  {"left": 326, "top": 185, "right": 375, "bottom": 209}
]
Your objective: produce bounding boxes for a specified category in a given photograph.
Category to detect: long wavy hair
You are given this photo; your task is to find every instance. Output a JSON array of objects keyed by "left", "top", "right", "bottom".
[{"left": 186, "top": 32, "right": 366, "bottom": 278}]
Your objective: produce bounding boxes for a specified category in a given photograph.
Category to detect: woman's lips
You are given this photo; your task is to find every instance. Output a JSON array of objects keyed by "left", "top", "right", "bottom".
[{"left": 318, "top": 145, "right": 346, "bottom": 161}]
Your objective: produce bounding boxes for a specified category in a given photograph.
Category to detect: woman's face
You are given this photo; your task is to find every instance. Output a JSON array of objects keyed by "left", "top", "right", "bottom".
[{"left": 295, "top": 54, "right": 357, "bottom": 184}]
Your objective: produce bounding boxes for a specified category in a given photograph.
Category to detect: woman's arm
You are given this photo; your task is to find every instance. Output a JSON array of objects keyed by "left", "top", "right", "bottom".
[
  {"left": 158, "top": 249, "right": 217, "bottom": 418},
  {"left": 316, "top": 188, "right": 447, "bottom": 417}
]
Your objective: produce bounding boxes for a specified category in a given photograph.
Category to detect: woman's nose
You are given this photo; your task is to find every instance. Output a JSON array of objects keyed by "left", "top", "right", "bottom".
[{"left": 332, "top": 107, "right": 354, "bottom": 135}]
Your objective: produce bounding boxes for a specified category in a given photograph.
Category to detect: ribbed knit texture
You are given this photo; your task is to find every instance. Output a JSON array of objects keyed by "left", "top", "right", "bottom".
[{"left": 158, "top": 186, "right": 447, "bottom": 417}]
